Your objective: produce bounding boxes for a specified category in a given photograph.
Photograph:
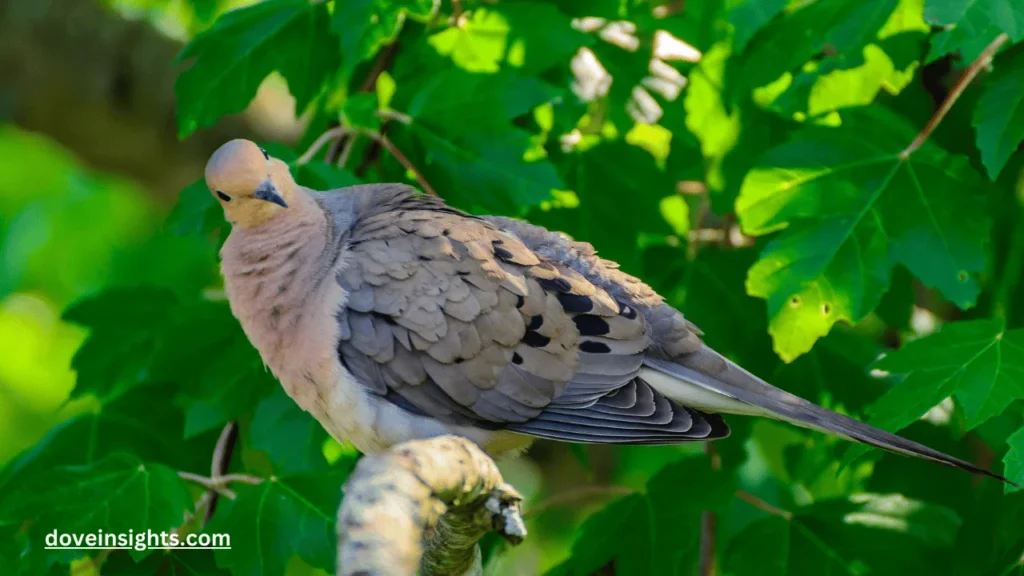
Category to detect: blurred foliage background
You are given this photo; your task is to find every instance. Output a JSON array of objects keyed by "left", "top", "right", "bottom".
[{"left": 2, "top": 0, "right": 1024, "bottom": 574}]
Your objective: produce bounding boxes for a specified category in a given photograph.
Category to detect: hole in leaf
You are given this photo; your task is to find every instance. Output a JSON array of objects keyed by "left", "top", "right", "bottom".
[{"left": 790, "top": 296, "right": 800, "bottom": 306}]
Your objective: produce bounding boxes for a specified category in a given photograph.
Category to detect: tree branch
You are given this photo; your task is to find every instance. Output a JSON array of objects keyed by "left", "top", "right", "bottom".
[
  {"left": 336, "top": 436, "right": 526, "bottom": 576},
  {"left": 901, "top": 33, "right": 1009, "bottom": 158}
]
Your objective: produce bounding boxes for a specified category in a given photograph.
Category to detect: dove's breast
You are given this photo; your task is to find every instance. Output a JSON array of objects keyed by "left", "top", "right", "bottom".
[{"left": 220, "top": 217, "right": 524, "bottom": 455}]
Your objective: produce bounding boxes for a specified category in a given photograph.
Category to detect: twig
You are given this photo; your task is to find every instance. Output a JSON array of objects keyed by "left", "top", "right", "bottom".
[
  {"left": 901, "top": 33, "right": 1009, "bottom": 158},
  {"left": 203, "top": 421, "right": 239, "bottom": 525},
  {"left": 365, "top": 131, "right": 438, "bottom": 196},
  {"left": 298, "top": 126, "right": 358, "bottom": 165},
  {"left": 735, "top": 490, "right": 793, "bottom": 520},
  {"left": 327, "top": 41, "right": 404, "bottom": 165},
  {"left": 337, "top": 436, "right": 526, "bottom": 576},
  {"left": 296, "top": 125, "right": 437, "bottom": 195},
  {"left": 699, "top": 443, "right": 722, "bottom": 576},
  {"left": 178, "top": 471, "right": 263, "bottom": 493},
  {"left": 337, "top": 135, "right": 357, "bottom": 169},
  {"left": 523, "top": 485, "right": 634, "bottom": 518}
]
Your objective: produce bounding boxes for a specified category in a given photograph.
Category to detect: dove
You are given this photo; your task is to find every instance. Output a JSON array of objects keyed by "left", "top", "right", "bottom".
[{"left": 206, "top": 138, "right": 1010, "bottom": 483}]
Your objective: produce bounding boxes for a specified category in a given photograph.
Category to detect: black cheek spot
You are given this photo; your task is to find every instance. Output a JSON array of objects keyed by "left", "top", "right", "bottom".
[
  {"left": 539, "top": 277, "right": 572, "bottom": 293},
  {"left": 528, "top": 315, "right": 543, "bottom": 330},
  {"left": 558, "top": 293, "right": 593, "bottom": 314},
  {"left": 512, "top": 352, "right": 523, "bottom": 365},
  {"left": 580, "top": 341, "right": 611, "bottom": 354},
  {"left": 573, "top": 315, "right": 610, "bottom": 336},
  {"left": 259, "top": 147, "right": 269, "bottom": 160},
  {"left": 522, "top": 330, "right": 551, "bottom": 348},
  {"left": 216, "top": 190, "right": 232, "bottom": 202}
]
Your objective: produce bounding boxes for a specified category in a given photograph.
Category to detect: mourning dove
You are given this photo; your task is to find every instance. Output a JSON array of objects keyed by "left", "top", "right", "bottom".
[{"left": 206, "top": 139, "right": 1009, "bottom": 483}]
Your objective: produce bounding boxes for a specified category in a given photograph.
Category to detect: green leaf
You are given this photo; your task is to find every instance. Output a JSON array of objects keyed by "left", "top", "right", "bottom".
[
  {"left": 209, "top": 470, "right": 353, "bottom": 576},
  {"left": 250, "top": 389, "right": 329, "bottom": 475},
  {"left": 844, "top": 319, "right": 1024, "bottom": 465},
  {"left": 725, "top": 493, "right": 961, "bottom": 576},
  {"left": 175, "top": 0, "right": 338, "bottom": 137},
  {"left": 735, "top": 0, "right": 901, "bottom": 92},
  {"left": 548, "top": 455, "right": 732, "bottom": 575},
  {"left": 398, "top": 122, "right": 562, "bottom": 213},
  {"left": 407, "top": 70, "right": 560, "bottom": 137},
  {"left": 64, "top": 287, "right": 179, "bottom": 399},
  {"left": 727, "top": 0, "right": 788, "bottom": 52},
  {"left": 751, "top": 0, "right": 928, "bottom": 120},
  {"left": 1004, "top": 427, "right": 1024, "bottom": 492},
  {"left": 737, "top": 107, "right": 988, "bottom": 361},
  {"left": 0, "top": 387, "right": 212, "bottom": 492},
  {"left": 924, "top": 0, "right": 1022, "bottom": 62},
  {"left": 0, "top": 453, "right": 191, "bottom": 564},
  {"left": 555, "top": 142, "right": 673, "bottom": 273},
  {"left": 333, "top": 0, "right": 438, "bottom": 76},
  {"left": 342, "top": 92, "right": 381, "bottom": 131},
  {"left": 166, "top": 179, "right": 220, "bottom": 237},
  {"left": 429, "top": 3, "right": 591, "bottom": 74},
  {"left": 102, "top": 549, "right": 230, "bottom": 576},
  {"left": 974, "top": 48, "right": 1024, "bottom": 179}
]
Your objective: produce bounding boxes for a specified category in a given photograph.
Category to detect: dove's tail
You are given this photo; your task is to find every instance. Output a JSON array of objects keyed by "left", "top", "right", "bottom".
[{"left": 642, "top": 354, "right": 1014, "bottom": 485}]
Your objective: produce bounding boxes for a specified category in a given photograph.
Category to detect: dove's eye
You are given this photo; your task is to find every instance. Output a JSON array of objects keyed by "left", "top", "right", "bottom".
[
  {"left": 216, "top": 190, "right": 232, "bottom": 202},
  {"left": 259, "top": 147, "right": 269, "bottom": 160}
]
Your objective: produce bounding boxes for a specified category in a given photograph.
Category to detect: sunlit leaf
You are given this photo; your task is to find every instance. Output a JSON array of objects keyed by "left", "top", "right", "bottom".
[{"left": 737, "top": 107, "right": 988, "bottom": 360}]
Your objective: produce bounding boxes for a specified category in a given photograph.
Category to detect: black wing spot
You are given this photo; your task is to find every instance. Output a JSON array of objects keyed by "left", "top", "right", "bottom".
[
  {"left": 539, "top": 277, "right": 572, "bottom": 293},
  {"left": 528, "top": 315, "right": 544, "bottom": 330},
  {"left": 558, "top": 293, "right": 593, "bottom": 314},
  {"left": 371, "top": 311, "right": 397, "bottom": 325},
  {"left": 522, "top": 330, "right": 551, "bottom": 348},
  {"left": 512, "top": 352, "right": 523, "bottom": 365},
  {"left": 573, "top": 315, "right": 610, "bottom": 336},
  {"left": 515, "top": 295, "right": 525, "bottom": 308},
  {"left": 493, "top": 246, "right": 515, "bottom": 261},
  {"left": 580, "top": 341, "right": 611, "bottom": 354},
  {"left": 618, "top": 301, "right": 637, "bottom": 319}
]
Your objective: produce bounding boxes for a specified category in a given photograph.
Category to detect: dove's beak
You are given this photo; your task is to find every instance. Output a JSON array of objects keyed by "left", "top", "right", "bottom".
[{"left": 253, "top": 179, "right": 288, "bottom": 208}]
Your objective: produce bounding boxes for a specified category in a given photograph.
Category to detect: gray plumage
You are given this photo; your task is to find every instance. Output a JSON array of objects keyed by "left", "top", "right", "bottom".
[{"left": 206, "top": 139, "right": 1010, "bottom": 484}]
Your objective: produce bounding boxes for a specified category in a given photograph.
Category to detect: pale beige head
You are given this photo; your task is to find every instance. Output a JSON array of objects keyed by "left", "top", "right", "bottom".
[{"left": 205, "top": 139, "right": 298, "bottom": 228}]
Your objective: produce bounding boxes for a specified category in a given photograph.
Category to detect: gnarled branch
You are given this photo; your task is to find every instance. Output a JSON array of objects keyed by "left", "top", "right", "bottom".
[{"left": 336, "top": 436, "right": 527, "bottom": 576}]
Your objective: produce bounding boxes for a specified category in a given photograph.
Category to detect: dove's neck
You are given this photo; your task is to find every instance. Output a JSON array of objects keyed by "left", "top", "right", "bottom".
[{"left": 220, "top": 189, "right": 335, "bottom": 369}]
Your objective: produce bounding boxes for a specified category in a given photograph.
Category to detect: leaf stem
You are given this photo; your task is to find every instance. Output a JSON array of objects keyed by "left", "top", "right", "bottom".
[
  {"left": 901, "top": 33, "right": 1009, "bottom": 159},
  {"left": 735, "top": 490, "right": 793, "bottom": 520}
]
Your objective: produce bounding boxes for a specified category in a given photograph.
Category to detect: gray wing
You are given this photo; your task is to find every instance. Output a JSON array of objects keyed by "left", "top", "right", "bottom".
[{"left": 333, "top": 187, "right": 727, "bottom": 444}]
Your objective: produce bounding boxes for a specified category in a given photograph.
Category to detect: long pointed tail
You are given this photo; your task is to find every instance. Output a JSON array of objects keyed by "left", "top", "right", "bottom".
[{"left": 643, "top": 353, "right": 1014, "bottom": 486}]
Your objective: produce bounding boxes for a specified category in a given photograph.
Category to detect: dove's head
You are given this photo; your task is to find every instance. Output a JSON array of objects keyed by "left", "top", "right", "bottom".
[{"left": 205, "top": 139, "right": 297, "bottom": 228}]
